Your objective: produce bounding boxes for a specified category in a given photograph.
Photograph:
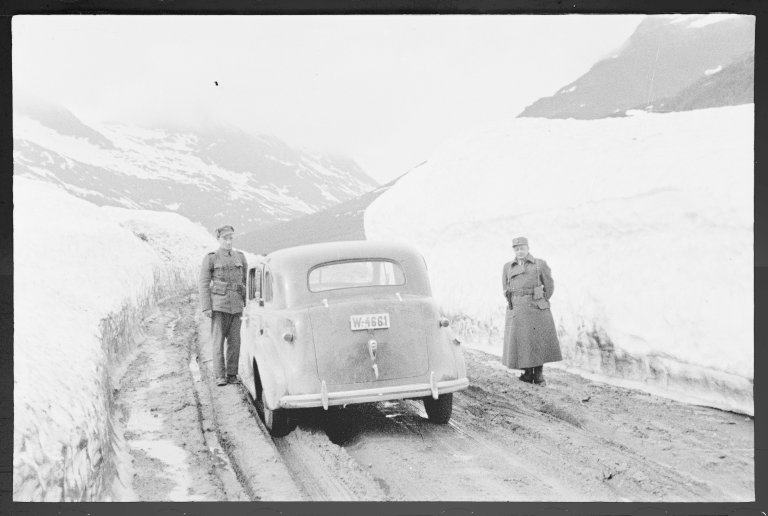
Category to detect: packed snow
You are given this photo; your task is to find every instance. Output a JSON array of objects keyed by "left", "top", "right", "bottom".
[
  {"left": 13, "top": 175, "right": 219, "bottom": 500},
  {"left": 705, "top": 65, "right": 723, "bottom": 76},
  {"left": 365, "top": 105, "right": 753, "bottom": 414}
]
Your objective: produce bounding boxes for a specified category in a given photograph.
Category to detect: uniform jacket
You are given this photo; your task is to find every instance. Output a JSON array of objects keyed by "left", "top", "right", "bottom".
[
  {"left": 501, "top": 253, "right": 562, "bottom": 368},
  {"left": 199, "top": 248, "right": 248, "bottom": 314}
]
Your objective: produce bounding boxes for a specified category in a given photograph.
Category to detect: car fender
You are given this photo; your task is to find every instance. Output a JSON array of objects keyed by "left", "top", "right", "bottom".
[{"left": 251, "top": 334, "right": 288, "bottom": 410}]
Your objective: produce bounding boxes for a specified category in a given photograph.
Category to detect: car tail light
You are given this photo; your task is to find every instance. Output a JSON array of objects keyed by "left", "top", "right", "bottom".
[
  {"left": 439, "top": 317, "right": 450, "bottom": 328},
  {"left": 282, "top": 319, "right": 296, "bottom": 343}
]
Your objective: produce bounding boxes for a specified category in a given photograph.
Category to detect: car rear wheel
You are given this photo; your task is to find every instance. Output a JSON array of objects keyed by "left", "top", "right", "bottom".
[
  {"left": 423, "top": 393, "right": 453, "bottom": 424},
  {"left": 261, "top": 390, "right": 293, "bottom": 437},
  {"left": 259, "top": 388, "right": 295, "bottom": 437},
  {"left": 254, "top": 368, "right": 294, "bottom": 437}
]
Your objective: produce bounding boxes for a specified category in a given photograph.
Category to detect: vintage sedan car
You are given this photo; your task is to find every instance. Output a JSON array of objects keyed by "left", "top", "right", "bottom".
[{"left": 238, "top": 240, "right": 469, "bottom": 436}]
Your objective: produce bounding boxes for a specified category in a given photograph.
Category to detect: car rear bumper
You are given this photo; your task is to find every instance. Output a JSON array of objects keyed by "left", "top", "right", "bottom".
[{"left": 278, "top": 377, "right": 470, "bottom": 409}]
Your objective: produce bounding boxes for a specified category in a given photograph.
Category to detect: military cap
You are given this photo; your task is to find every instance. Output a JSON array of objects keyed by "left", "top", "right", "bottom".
[
  {"left": 512, "top": 236, "right": 529, "bottom": 247},
  {"left": 216, "top": 225, "right": 235, "bottom": 238}
]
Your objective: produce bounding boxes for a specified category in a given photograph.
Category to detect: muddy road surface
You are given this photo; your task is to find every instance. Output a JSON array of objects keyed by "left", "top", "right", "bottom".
[
  {"left": 113, "top": 293, "right": 249, "bottom": 501},
  {"left": 115, "top": 291, "right": 754, "bottom": 501}
]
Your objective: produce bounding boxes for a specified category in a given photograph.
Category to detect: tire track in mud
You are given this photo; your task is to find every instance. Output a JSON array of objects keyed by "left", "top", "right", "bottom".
[
  {"left": 381, "top": 399, "right": 568, "bottom": 501},
  {"left": 268, "top": 385, "right": 604, "bottom": 500},
  {"left": 262, "top": 347, "right": 752, "bottom": 502},
  {"left": 230, "top": 391, "right": 386, "bottom": 501},
  {"left": 273, "top": 398, "right": 563, "bottom": 501},
  {"left": 271, "top": 421, "right": 388, "bottom": 501}
]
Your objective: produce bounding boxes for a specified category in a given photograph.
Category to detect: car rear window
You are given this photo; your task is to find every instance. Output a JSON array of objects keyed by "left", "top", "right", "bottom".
[{"left": 308, "top": 260, "right": 405, "bottom": 292}]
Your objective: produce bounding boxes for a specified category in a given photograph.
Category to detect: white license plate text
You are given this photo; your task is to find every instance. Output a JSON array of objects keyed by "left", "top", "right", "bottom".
[{"left": 350, "top": 313, "right": 390, "bottom": 331}]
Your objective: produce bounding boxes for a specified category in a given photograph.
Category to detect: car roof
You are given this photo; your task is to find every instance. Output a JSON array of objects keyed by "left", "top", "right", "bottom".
[
  {"left": 263, "top": 240, "right": 424, "bottom": 269},
  {"left": 251, "top": 240, "right": 432, "bottom": 306}
]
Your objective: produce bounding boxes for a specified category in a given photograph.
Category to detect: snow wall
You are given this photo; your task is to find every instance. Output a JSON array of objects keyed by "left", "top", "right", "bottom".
[
  {"left": 13, "top": 176, "right": 216, "bottom": 501},
  {"left": 365, "top": 105, "right": 753, "bottom": 415}
]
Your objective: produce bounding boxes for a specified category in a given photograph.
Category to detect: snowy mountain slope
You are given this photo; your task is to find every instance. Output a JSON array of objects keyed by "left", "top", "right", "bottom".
[
  {"left": 13, "top": 103, "right": 378, "bottom": 235},
  {"left": 365, "top": 105, "right": 753, "bottom": 414},
  {"left": 635, "top": 50, "right": 754, "bottom": 113},
  {"left": 237, "top": 171, "right": 408, "bottom": 255},
  {"left": 519, "top": 14, "right": 754, "bottom": 119}
]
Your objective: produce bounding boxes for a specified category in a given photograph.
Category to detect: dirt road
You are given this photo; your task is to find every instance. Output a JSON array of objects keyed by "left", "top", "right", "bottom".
[
  {"left": 113, "top": 293, "right": 246, "bottom": 501},
  {"left": 114, "top": 290, "right": 754, "bottom": 501}
]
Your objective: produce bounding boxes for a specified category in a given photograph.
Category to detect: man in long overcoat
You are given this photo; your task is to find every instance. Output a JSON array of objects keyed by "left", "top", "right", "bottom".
[
  {"left": 501, "top": 236, "right": 561, "bottom": 385},
  {"left": 199, "top": 225, "right": 248, "bottom": 386}
]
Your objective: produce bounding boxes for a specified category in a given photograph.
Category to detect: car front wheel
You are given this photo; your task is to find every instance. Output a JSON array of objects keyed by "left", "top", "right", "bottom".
[{"left": 423, "top": 393, "right": 453, "bottom": 424}]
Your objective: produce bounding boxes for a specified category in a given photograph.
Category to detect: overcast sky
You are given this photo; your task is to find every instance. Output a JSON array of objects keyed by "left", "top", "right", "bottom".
[{"left": 13, "top": 15, "right": 644, "bottom": 183}]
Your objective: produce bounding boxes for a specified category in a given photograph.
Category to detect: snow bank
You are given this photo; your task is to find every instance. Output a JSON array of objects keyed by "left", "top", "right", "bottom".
[
  {"left": 13, "top": 176, "right": 216, "bottom": 501},
  {"left": 365, "top": 105, "right": 753, "bottom": 415}
]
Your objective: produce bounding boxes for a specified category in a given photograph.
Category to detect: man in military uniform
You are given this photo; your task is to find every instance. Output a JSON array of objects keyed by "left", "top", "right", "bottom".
[
  {"left": 501, "top": 236, "right": 562, "bottom": 385},
  {"left": 199, "top": 225, "right": 248, "bottom": 386}
]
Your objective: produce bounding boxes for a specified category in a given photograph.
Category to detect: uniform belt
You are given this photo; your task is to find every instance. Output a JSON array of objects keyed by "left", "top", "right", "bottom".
[
  {"left": 511, "top": 289, "right": 534, "bottom": 296},
  {"left": 215, "top": 281, "right": 243, "bottom": 290}
]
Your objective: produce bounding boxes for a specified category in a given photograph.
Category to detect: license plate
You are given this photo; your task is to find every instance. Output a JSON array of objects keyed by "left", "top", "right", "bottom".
[{"left": 350, "top": 313, "right": 390, "bottom": 331}]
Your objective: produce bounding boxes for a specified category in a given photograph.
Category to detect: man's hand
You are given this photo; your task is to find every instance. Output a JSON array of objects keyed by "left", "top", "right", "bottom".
[{"left": 204, "top": 309, "right": 212, "bottom": 318}]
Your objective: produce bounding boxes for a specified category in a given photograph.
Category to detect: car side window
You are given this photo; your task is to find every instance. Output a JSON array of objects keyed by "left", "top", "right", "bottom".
[
  {"left": 263, "top": 267, "right": 274, "bottom": 304},
  {"left": 248, "top": 267, "right": 259, "bottom": 300}
]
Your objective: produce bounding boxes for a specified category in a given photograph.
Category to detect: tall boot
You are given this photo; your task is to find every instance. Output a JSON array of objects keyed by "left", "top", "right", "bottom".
[
  {"left": 518, "top": 367, "right": 534, "bottom": 383},
  {"left": 532, "top": 365, "right": 546, "bottom": 385}
]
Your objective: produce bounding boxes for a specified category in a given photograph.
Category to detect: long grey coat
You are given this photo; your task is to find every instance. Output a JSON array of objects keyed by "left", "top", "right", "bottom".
[{"left": 501, "top": 254, "right": 562, "bottom": 369}]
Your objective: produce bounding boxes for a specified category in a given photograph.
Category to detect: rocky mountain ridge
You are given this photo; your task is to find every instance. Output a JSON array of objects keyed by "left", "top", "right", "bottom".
[
  {"left": 519, "top": 14, "right": 754, "bottom": 119},
  {"left": 13, "top": 102, "right": 378, "bottom": 235}
]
